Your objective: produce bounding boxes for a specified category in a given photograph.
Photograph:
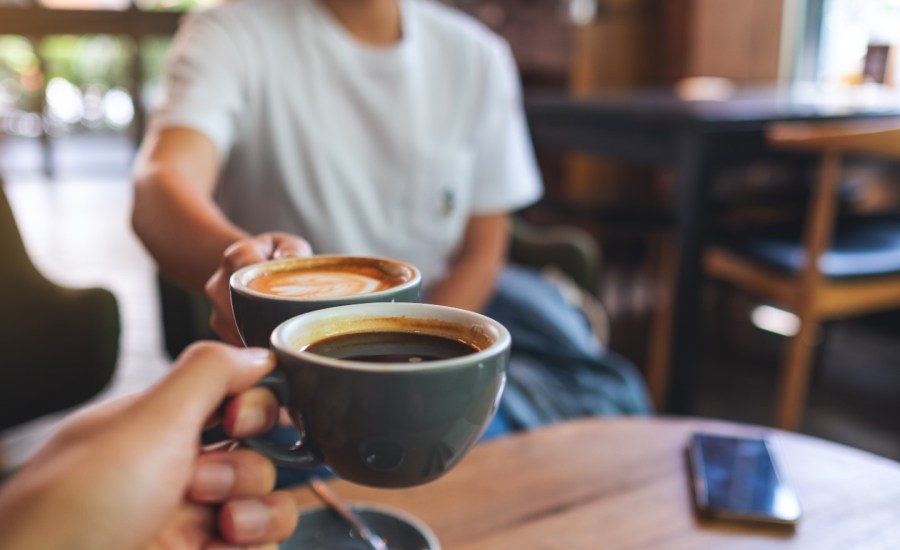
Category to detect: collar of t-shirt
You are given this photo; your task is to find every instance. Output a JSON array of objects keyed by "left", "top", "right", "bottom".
[{"left": 308, "top": 0, "right": 415, "bottom": 73}]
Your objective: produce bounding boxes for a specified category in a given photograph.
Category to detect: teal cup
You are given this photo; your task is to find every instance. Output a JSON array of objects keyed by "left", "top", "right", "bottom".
[
  {"left": 246, "top": 302, "right": 511, "bottom": 488},
  {"left": 229, "top": 255, "right": 422, "bottom": 347}
]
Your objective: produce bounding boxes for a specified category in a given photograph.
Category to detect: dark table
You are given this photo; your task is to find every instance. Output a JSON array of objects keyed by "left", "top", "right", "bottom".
[{"left": 524, "top": 83, "right": 900, "bottom": 414}]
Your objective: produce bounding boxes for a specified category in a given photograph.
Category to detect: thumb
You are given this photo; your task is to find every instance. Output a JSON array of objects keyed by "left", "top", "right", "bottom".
[{"left": 136, "top": 343, "right": 275, "bottom": 432}]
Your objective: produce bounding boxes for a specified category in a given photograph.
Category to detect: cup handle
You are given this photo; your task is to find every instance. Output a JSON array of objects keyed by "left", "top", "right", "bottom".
[{"left": 241, "top": 370, "right": 322, "bottom": 468}]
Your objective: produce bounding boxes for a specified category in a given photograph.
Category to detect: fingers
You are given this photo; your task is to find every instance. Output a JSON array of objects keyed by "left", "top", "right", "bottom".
[
  {"left": 221, "top": 232, "right": 309, "bottom": 270},
  {"left": 205, "top": 243, "right": 247, "bottom": 345},
  {"left": 205, "top": 232, "right": 312, "bottom": 345},
  {"left": 269, "top": 232, "right": 312, "bottom": 259},
  {"left": 205, "top": 235, "right": 270, "bottom": 346},
  {"left": 207, "top": 303, "right": 244, "bottom": 346},
  {"left": 222, "top": 237, "right": 270, "bottom": 270},
  {"left": 204, "top": 264, "right": 243, "bottom": 345},
  {"left": 277, "top": 410, "right": 293, "bottom": 427},
  {"left": 139, "top": 343, "right": 275, "bottom": 431},
  {"left": 189, "top": 449, "right": 276, "bottom": 503},
  {"left": 222, "top": 386, "right": 280, "bottom": 438},
  {"left": 218, "top": 492, "right": 299, "bottom": 547}
]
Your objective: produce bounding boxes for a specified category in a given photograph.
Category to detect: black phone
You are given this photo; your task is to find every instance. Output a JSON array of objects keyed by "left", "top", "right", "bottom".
[{"left": 687, "top": 433, "right": 801, "bottom": 527}]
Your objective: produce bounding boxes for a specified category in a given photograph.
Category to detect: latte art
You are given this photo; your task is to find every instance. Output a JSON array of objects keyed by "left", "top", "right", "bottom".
[{"left": 248, "top": 270, "right": 394, "bottom": 298}]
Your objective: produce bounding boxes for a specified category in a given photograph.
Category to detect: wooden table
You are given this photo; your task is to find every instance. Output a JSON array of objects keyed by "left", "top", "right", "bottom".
[
  {"left": 289, "top": 417, "right": 900, "bottom": 549},
  {"left": 524, "top": 84, "right": 900, "bottom": 414}
]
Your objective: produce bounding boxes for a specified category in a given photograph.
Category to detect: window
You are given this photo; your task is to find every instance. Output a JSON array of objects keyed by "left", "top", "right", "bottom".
[{"left": 816, "top": 0, "right": 900, "bottom": 85}]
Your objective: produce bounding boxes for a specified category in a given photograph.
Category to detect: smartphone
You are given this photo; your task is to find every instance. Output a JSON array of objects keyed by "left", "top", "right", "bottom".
[{"left": 687, "top": 433, "right": 801, "bottom": 526}]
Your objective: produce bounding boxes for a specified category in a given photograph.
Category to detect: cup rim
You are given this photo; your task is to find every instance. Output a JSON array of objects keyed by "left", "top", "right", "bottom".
[
  {"left": 229, "top": 255, "right": 422, "bottom": 302},
  {"left": 270, "top": 302, "right": 511, "bottom": 372}
]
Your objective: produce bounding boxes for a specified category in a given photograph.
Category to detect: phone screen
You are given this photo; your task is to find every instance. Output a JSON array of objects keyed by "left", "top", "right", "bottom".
[{"left": 688, "top": 433, "right": 801, "bottom": 525}]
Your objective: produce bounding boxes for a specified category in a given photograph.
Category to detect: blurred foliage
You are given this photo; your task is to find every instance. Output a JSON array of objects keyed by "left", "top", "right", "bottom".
[
  {"left": 0, "top": 36, "right": 42, "bottom": 112},
  {"left": 136, "top": 0, "right": 218, "bottom": 12},
  {"left": 0, "top": 1, "right": 208, "bottom": 134},
  {"left": 0, "top": 36, "right": 38, "bottom": 75},
  {"left": 40, "top": 35, "right": 132, "bottom": 88},
  {"left": 141, "top": 35, "right": 172, "bottom": 85},
  {"left": 0, "top": 34, "right": 172, "bottom": 100}
]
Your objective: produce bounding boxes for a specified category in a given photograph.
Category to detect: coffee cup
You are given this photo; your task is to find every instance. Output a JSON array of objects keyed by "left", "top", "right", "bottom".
[
  {"left": 229, "top": 255, "right": 421, "bottom": 347},
  {"left": 246, "top": 302, "right": 511, "bottom": 488}
]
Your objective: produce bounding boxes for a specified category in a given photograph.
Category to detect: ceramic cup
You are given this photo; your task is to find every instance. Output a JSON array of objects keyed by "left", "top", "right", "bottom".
[
  {"left": 246, "top": 302, "right": 511, "bottom": 488},
  {"left": 229, "top": 255, "right": 421, "bottom": 347}
]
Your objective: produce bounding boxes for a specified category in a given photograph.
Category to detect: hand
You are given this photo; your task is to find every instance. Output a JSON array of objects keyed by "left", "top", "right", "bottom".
[
  {"left": 0, "top": 342, "right": 292, "bottom": 550},
  {"left": 206, "top": 232, "right": 312, "bottom": 345}
]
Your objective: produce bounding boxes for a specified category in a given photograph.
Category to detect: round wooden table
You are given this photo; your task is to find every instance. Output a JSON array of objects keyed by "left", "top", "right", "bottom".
[{"left": 288, "top": 417, "right": 900, "bottom": 549}]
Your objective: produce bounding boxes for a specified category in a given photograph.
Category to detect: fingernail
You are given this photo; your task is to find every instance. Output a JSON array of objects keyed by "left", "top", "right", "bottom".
[
  {"left": 230, "top": 500, "right": 271, "bottom": 539},
  {"left": 191, "top": 461, "right": 235, "bottom": 501},
  {"left": 235, "top": 404, "right": 268, "bottom": 434},
  {"left": 240, "top": 348, "right": 272, "bottom": 366}
]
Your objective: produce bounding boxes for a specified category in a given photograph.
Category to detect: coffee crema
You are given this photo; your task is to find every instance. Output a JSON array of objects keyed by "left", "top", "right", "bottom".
[
  {"left": 247, "top": 267, "right": 406, "bottom": 299},
  {"left": 302, "top": 331, "right": 481, "bottom": 363}
]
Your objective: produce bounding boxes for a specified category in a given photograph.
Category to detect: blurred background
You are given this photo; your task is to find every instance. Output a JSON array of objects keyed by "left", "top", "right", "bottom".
[
  {"left": 3, "top": 0, "right": 899, "bottom": 173},
  {"left": 1, "top": 0, "right": 899, "bottom": 468}
]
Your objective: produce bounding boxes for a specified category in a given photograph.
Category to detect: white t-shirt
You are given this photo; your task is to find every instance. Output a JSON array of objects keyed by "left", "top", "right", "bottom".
[{"left": 153, "top": 0, "right": 543, "bottom": 286}]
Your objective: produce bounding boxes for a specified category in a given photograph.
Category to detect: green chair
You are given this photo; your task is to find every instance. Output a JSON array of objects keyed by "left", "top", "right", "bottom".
[
  {"left": 509, "top": 216, "right": 601, "bottom": 292},
  {"left": 509, "top": 216, "right": 609, "bottom": 346},
  {"left": 0, "top": 178, "right": 120, "bottom": 432},
  {"left": 157, "top": 273, "right": 212, "bottom": 359}
]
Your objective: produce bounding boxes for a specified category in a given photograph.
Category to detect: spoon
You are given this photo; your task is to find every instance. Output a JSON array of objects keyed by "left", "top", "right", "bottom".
[{"left": 308, "top": 477, "right": 388, "bottom": 550}]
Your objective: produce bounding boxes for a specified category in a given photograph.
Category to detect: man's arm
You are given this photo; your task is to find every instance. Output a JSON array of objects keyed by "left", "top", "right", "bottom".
[
  {"left": 132, "top": 126, "right": 311, "bottom": 345},
  {"left": 132, "top": 126, "right": 249, "bottom": 292},
  {"left": 426, "top": 212, "right": 510, "bottom": 312}
]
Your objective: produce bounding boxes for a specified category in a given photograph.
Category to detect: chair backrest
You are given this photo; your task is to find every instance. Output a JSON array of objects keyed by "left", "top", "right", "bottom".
[
  {"left": 157, "top": 273, "right": 212, "bottom": 359},
  {"left": 766, "top": 119, "right": 900, "bottom": 281},
  {"left": 768, "top": 119, "right": 900, "bottom": 159},
  {"left": 509, "top": 217, "right": 601, "bottom": 291},
  {"left": 0, "top": 175, "right": 120, "bottom": 433},
  {"left": 0, "top": 178, "right": 47, "bottom": 290}
]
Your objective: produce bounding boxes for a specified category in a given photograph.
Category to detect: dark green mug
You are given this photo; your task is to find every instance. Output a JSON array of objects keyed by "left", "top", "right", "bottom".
[
  {"left": 229, "top": 255, "right": 422, "bottom": 347},
  {"left": 246, "top": 302, "right": 511, "bottom": 488}
]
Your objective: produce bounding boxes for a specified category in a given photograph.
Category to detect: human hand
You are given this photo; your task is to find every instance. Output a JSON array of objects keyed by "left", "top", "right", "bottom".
[
  {"left": 206, "top": 232, "right": 312, "bottom": 345},
  {"left": 0, "top": 342, "right": 293, "bottom": 550}
]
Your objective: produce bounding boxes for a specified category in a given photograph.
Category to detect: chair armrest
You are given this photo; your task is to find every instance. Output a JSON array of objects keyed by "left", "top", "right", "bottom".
[
  {"left": 509, "top": 217, "right": 602, "bottom": 291},
  {"left": 767, "top": 119, "right": 900, "bottom": 159}
]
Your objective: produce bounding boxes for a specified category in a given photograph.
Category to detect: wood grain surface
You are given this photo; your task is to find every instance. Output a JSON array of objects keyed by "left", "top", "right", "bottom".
[{"left": 289, "top": 417, "right": 900, "bottom": 549}]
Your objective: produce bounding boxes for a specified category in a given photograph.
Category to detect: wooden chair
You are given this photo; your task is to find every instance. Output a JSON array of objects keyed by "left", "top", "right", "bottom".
[{"left": 703, "top": 119, "right": 900, "bottom": 430}]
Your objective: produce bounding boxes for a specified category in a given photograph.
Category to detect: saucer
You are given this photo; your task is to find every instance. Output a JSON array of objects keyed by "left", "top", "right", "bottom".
[{"left": 280, "top": 503, "right": 441, "bottom": 550}]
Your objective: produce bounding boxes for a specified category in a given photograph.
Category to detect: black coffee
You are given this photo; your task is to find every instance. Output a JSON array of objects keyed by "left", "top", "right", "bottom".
[{"left": 303, "top": 331, "right": 480, "bottom": 363}]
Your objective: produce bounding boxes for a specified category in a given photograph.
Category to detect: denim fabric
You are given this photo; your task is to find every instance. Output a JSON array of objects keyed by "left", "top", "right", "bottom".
[{"left": 485, "top": 266, "right": 653, "bottom": 430}]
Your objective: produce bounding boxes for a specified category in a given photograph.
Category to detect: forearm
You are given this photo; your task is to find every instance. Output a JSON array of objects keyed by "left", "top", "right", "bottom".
[
  {"left": 427, "top": 255, "right": 503, "bottom": 312},
  {"left": 426, "top": 213, "right": 510, "bottom": 312},
  {"left": 132, "top": 163, "right": 247, "bottom": 292}
]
